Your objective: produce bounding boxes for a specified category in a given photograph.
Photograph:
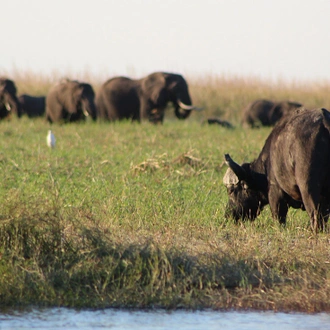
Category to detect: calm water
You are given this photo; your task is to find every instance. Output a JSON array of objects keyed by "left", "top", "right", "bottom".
[{"left": 0, "top": 308, "right": 329, "bottom": 330}]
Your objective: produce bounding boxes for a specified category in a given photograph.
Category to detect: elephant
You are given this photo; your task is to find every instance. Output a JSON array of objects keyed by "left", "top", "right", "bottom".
[
  {"left": 0, "top": 78, "right": 22, "bottom": 120},
  {"left": 18, "top": 94, "right": 46, "bottom": 118},
  {"left": 46, "top": 79, "right": 97, "bottom": 123},
  {"left": 242, "top": 99, "right": 303, "bottom": 128},
  {"left": 95, "top": 72, "right": 202, "bottom": 124}
]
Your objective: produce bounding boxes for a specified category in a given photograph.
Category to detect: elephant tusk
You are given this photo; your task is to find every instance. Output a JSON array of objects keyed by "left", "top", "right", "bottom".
[
  {"left": 5, "top": 102, "right": 11, "bottom": 111},
  {"left": 82, "top": 108, "right": 89, "bottom": 117},
  {"left": 177, "top": 100, "right": 203, "bottom": 111},
  {"left": 193, "top": 106, "right": 204, "bottom": 111}
]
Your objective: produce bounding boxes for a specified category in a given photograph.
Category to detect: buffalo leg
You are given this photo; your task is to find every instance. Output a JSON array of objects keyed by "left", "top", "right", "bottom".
[
  {"left": 300, "top": 190, "right": 322, "bottom": 232},
  {"left": 319, "top": 200, "right": 330, "bottom": 231},
  {"left": 319, "top": 210, "right": 328, "bottom": 232},
  {"left": 268, "top": 185, "right": 288, "bottom": 225}
]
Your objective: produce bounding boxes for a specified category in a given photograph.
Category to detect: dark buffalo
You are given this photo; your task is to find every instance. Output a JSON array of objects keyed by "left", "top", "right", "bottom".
[
  {"left": 0, "top": 78, "right": 22, "bottom": 120},
  {"left": 96, "top": 72, "right": 202, "bottom": 124},
  {"left": 223, "top": 108, "right": 330, "bottom": 232},
  {"left": 242, "top": 99, "right": 303, "bottom": 127},
  {"left": 18, "top": 94, "right": 46, "bottom": 118},
  {"left": 46, "top": 79, "right": 97, "bottom": 123}
]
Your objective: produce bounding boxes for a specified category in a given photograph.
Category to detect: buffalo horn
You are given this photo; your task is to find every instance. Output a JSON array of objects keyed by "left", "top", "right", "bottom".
[
  {"left": 224, "top": 154, "right": 247, "bottom": 181},
  {"left": 177, "top": 100, "right": 204, "bottom": 111}
]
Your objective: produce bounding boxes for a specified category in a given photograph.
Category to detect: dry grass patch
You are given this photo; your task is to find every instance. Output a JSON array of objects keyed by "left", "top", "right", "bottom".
[{"left": 131, "top": 150, "right": 211, "bottom": 177}]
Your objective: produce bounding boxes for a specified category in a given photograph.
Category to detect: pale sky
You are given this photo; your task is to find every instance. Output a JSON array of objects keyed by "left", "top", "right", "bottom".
[{"left": 2, "top": 0, "right": 330, "bottom": 81}]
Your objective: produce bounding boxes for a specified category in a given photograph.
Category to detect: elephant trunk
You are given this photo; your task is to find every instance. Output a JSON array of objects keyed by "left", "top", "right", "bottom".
[{"left": 174, "top": 105, "right": 191, "bottom": 119}]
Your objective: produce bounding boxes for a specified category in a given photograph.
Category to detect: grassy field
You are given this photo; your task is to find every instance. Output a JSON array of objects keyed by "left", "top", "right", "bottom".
[{"left": 0, "top": 72, "right": 330, "bottom": 312}]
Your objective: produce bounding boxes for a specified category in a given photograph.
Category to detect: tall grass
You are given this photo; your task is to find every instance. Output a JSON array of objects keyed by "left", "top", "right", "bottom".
[{"left": 0, "top": 72, "right": 330, "bottom": 311}]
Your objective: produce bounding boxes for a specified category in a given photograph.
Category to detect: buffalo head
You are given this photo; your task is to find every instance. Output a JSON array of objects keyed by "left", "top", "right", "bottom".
[{"left": 223, "top": 154, "right": 268, "bottom": 221}]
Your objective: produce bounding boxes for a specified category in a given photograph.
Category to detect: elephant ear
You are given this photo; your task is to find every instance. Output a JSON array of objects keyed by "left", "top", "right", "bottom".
[
  {"left": 142, "top": 73, "right": 167, "bottom": 104},
  {"left": 67, "top": 81, "right": 82, "bottom": 113},
  {"left": 165, "top": 73, "right": 182, "bottom": 90}
]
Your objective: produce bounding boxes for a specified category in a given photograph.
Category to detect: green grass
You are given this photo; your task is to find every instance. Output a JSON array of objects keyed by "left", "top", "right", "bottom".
[{"left": 0, "top": 73, "right": 330, "bottom": 312}]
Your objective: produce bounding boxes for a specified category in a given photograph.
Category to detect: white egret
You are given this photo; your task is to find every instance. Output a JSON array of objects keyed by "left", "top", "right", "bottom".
[{"left": 47, "top": 130, "right": 56, "bottom": 148}]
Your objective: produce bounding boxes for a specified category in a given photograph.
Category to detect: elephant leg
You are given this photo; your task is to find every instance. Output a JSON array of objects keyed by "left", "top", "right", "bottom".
[
  {"left": 103, "top": 97, "right": 121, "bottom": 120},
  {"left": 47, "top": 103, "right": 63, "bottom": 123},
  {"left": 139, "top": 99, "right": 149, "bottom": 121},
  {"left": 46, "top": 113, "right": 53, "bottom": 123}
]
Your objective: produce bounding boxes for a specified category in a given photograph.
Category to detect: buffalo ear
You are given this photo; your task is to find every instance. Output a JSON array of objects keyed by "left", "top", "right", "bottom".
[
  {"left": 223, "top": 167, "right": 239, "bottom": 186},
  {"left": 224, "top": 154, "right": 247, "bottom": 181}
]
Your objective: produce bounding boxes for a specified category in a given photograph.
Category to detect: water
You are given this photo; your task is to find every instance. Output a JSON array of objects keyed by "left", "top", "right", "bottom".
[{"left": 0, "top": 308, "right": 329, "bottom": 330}]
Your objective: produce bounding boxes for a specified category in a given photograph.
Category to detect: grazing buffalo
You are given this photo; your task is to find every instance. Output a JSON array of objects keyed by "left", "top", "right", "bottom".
[
  {"left": 18, "top": 94, "right": 46, "bottom": 118},
  {"left": 46, "top": 79, "right": 97, "bottom": 123},
  {"left": 0, "top": 78, "right": 22, "bottom": 120},
  {"left": 96, "top": 72, "right": 202, "bottom": 124},
  {"left": 223, "top": 108, "right": 330, "bottom": 232},
  {"left": 242, "top": 99, "right": 303, "bottom": 127}
]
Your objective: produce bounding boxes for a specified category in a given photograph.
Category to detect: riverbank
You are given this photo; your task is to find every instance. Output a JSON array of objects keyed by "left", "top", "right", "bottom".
[{"left": 1, "top": 216, "right": 329, "bottom": 312}]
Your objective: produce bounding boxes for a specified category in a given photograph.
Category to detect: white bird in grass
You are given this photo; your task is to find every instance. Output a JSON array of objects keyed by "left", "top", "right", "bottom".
[{"left": 47, "top": 130, "right": 56, "bottom": 148}]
